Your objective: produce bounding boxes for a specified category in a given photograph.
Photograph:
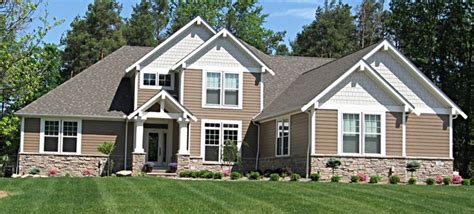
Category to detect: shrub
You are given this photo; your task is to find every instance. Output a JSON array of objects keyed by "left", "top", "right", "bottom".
[
  {"left": 30, "top": 167, "right": 40, "bottom": 175},
  {"left": 199, "top": 171, "right": 213, "bottom": 179},
  {"left": 142, "top": 162, "right": 154, "bottom": 173},
  {"left": 179, "top": 171, "right": 192, "bottom": 178},
  {"left": 97, "top": 141, "right": 115, "bottom": 176},
  {"left": 65, "top": 172, "right": 72, "bottom": 177},
  {"left": 290, "top": 173, "right": 301, "bottom": 181},
  {"left": 451, "top": 175, "right": 462, "bottom": 184},
  {"left": 471, "top": 177, "right": 474, "bottom": 186},
  {"left": 230, "top": 172, "right": 241, "bottom": 180},
  {"left": 191, "top": 171, "right": 200, "bottom": 178},
  {"left": 406, "top": 161, "right": 420, "bottom": 178},
  {"left": 443, "top": 176, "right": 451, "bottom": 185},
  {"left": 310, "top": 173, "right": 321, "bottom": 182},
  {"left": 248, "top": 171, "right": 260, "bottom": 180},
  {"left": 426, "top": 178, "right": 435, "bottom": 185},
  {"left": 350, "top": 175, "right": 360, "bottom": 183},
  {"left": 357, "top": 173, "right": 367, "bottom": 182},
  {"left": 331, "top": 176, "right": 340, "bottom": 183},
  {"left": 213, "top": 172, "right": 223, "bottom": 179},
  {"left": 369, "top": 175, "right": 381, "bottom": 184},
  {"left": 48, "top": 168, "right": 58, "bottom": 177},
  {"left": 389, "top": 176, "right": 400, "bottom": 184},
  {"left": 269, "top": 173, "right": 280, "bottom": 181},
  {"left": 326, "top": 158, "right": 341, "bottom": 176},
  {"left": 408, "top": 178, "right": 417, "bottom": 185},
  {"left": 279, "top": 167, "right": 293, "bottom": 176},
  {"left": 435, "top": 175, "right": 443, "bottom": 184},
  {"left": 461, "top": 179, "right": 470, "bottom": 186}
]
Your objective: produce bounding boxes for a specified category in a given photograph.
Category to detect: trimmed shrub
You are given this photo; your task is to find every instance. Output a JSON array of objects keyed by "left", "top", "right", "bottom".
[
  {"left": 406, "top": 161, "right": 420, "bottom": 178},
  {"left": 290, "top": 173, "right": 301, "bottom": 182},
  {"left": 408, "top": 178, "right": 417, "bottom": 185},
  {"left": 389, "top": 176, "right": 400, "bottom": 184},
  {"left": 179, "top": 171, "right": 192, "bottom": 178},
  {"left": 443, "top": 176, "right": 451, "bottom": 185},
  {"left": 451, "top": 175, "right": 462, "bottom": 184},
  {"left": 461, "top": 179, "right": 470, "bottom": 186},
  {"left": 426, "top": 178, "right": 435, "bottom": 185},
  {"left": 331, "top": 176, "right": 341, "bottom": 183},
  {"left": 350, "top": 175, "right": 360, "bottom": 183},
  {"left": 269, "top": 173, "right": 280, "bottom": 181},
  {"left": 213, "top": 172, "right": 223, "bottom": 179},
  {"left": 248, "top": 171, "right": 261, "bottom": 180},
  {"left": 30, "top": 167, "right": 40, "bottom": 175},
  {"left": 357, "top": 173, "right": 367, "bottom": 182},
  {"left": 191, "top": 171, "right": 200, "bottom": 178},
  {"left": 198, "top": 170, "right": 211, "bottom": 178},
  {"left": 326, "top": 158, "right": 342, "bottom": 176},
  {"left": 310, "top": 173, "right": 321, "bottom": 182},
  {"left": 435, "top": 175, "right": 443, "bottom": 184},
  {"left": 369, "top": 175, "right": 381, "bottom": 184},
  {"left": 230, "top": 172, "right": 241, "bottom": 180}
]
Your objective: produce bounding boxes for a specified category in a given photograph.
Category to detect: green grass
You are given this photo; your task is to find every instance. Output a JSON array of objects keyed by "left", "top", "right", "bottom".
[{"left": 0, "top": 177, "right": 473, "bottom": 213}]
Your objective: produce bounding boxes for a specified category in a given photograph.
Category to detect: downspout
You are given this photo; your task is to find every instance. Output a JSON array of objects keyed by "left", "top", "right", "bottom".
[
  {"left": 252, "top": 120, "right": 261, "bottom": 171},
  {"left": 305, "top": 110, "right": 312, "bottom": 179},
  {"left": 124, "top": 118, "right": 128, "bottom": 170}
]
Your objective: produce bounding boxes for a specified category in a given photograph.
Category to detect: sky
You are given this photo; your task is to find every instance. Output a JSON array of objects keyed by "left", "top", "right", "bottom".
[{"left": 32, "top": 0, "right": 390, "bottom": 47}]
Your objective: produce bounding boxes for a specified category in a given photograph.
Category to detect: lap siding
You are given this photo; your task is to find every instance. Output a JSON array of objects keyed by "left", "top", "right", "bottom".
[
  {"left": 406, "top": 114, "right": 449, "bottom": 157},
  {"left": 23, "top": 118, "right": 40, "bottom": 153},
  {"left": 315, "top": 109, "right": 337, "bottom": 154}
]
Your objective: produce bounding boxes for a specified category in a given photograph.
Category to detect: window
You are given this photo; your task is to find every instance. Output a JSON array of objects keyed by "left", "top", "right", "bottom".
[
  {"left": 203, "top": 121, "right": 241, "bottom": 162},
  {"left": 143, "top": 73, "right": 156, "bottom": 86},
  {"left": 204, "top": 71, "right": 241, "bottom": 107},
  {"left": 276, "top": 119, "right": 290, "bottom": 156},
  {"left": 141, "top": 72, "right": 174, "bottom": 89},
  {"left": 41, "top": 119, "right": 81, "bottom": 154},
  {"left": 159, "top": 74, "right": 172, "bottom": 87},
  {"left": 341, "top": 113, "right": 383, "bottom": 155}
]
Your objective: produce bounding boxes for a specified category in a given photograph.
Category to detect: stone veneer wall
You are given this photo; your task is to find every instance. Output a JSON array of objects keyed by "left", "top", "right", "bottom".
[
  {"left": 311, "top": 156, "right": 453, "bottom": 182},
  {"left": 131, "top": 153, "right": 145, "bottom": 175},
  {"left": 18, "top": 153, "right": 107, "bottom": 176},
  {"left": 181, "top": 157, "right": 235, "bottom": 172},
  {"left": 258, "top": 156, "right": 307, "bottom": 176}
]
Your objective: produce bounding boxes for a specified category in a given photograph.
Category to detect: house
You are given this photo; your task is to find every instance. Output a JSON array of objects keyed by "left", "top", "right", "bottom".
[{"left": 16, "top": 17, "right": 467, "bottom": 180}]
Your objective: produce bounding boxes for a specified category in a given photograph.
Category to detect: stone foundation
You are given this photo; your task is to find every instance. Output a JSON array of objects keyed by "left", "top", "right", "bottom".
[
  {"left": 131, "top": 153, "right": 146, "bottom": 175},
  {"left": 180, "top": 157, "right": 235, "bottom": 173},
  {"left": 176, "top": 154, "right": 190, "bottom": 172},
  {"left": 18, "top": 153, "right": 107, "bottom": 176},
  {"left": 311, "top": 156, "right": 453, "bottom": 182},
  {"left": 258, "top": 156, "right": 307, "bottom": 176}
]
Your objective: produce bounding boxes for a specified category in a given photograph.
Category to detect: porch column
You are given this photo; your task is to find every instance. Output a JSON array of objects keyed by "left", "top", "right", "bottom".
[
  {"left": 177, "top": 117, "right": 190, "bottom": 155},
  {"left": 134, "top": 117, "right": 145, "bottom": 153}
]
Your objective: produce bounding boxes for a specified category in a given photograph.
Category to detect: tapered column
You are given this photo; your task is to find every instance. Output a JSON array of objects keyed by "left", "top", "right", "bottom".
[
  {"left": 177, "top": 117, "right": 190, "bottom": 155},
  {"left": 134, "top": 117, "right": 145, "bottom": 153}
]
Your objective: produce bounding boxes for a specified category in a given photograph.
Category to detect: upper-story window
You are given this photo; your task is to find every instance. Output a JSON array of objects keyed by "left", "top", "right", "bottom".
[
  {"left": 340, "top": 112, "right": 384, "bottom": 155},
  {"left": 143, "top": 73, "right": 156, "bottom": 86},
  {"left": 204, "top": 71, "right": 241, "bottom": 109},
  {"left": 141, "top": 72, "right": 174, "bottom": 90}
]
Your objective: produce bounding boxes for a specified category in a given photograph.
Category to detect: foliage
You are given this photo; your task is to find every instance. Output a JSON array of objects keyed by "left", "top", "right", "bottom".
[
  {"left": 408, "top": 178, "right": 417, "bottom": 185},
  {"left": 269, "top": 173, "right": 280, "bottom": 181},
  {"left": 230, "top": 171, "right": 241, "bottom": 180},
  {"left": 461, "top": 179, "right": 470, "bottom": 186},
  {"left": 179, "top": 170, "right": 192, "bottom": 178},
  {"left": 443, "top": 177, "right": 451, "bottom": 185},
  {"left": 406, "top": 161, "right": 421, "bottom": 178},
  {"left": 350, "top": 175, "right": 360, "bottom": 183},
  {"left": 290, "top": 173, "right": 301, "bottom": 182},
  {"left": 190, "top": 171, "right": 199, "bottom": 178},
  {"left": 357, "top": 173, "right": 367, "bottom": 182},
  {"left": 331, "top": 176, "right": 341, "bottom": 183},
  {"left": 471, "top": 177, "right": 474, "bottom": 186},
  {"left": 435, "top": 175, "right": 444, "bottom": 185},
  {"left": 310, "top": 173, "right": 321, "bottom": 182},
  {"left": 389, "top": 176, "right": 400, "bottom": 184},
  {"left": 326, "top": 158, "right": 342, "bottom": 176},
  {"left": 221, "top": 140, "right": 244, "bottom": 166},
  {"left": 213, "top": 172, "right": 223, "bottom": 179},
  {"left": 426, "top": 178, "right": 435, "bottom": 185},
  {"left": 97, "top": 141, "right": 115, "bottom": 176},
  {"left": 0, "top": 154, "right": 10, "bottom": 174},
  {"left": 30, "top": 167, "right": 40, "bottom": 175},
  {"left": 369, "top": 175, "right": 381, "bottom": 184},
  {"left": 355, "top": 0, "right": 388, "bottom": 48},
  {"left": 248, "top": 171, "right": 260, "bottom": 180},
  {"left": 451, "top": 175, "right": 463, "bottom": 184}
]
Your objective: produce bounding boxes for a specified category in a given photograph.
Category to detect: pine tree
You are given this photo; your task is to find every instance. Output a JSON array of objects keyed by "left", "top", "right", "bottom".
[
  {"left": 291, "top": 0, "right": 357, "bottom": 58},
  {"left": 123, "top": 0, "right": 170, "bottom": 46},
  {"left": 61, "top": 0, "right": 125, "bottom": 79},
  {"left": 355, "top": 0, "right": 388, "bottom": 48}
]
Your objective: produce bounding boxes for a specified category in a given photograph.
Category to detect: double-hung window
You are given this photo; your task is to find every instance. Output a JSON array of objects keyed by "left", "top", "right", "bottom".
[
  {"left": 276, "top": 119, "right": 290, "bottom": 156},
  {"left": 203, "top": 120, "right": 241, "bottom": 162},
  {"left": 204, "top": 71, "right": 241, "bottom": 108},
  {"left": 141, "top": 72, "right": 174, "bottom": 89},
  {"left": 41, "top": 119, "right": 81, "bottom": 154},
  {"left": 341, "top": 112, "right": 383, "bottom": 155}
]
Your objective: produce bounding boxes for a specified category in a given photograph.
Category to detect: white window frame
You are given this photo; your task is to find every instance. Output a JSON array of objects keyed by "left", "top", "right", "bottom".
[
  {"left": 275, "top": 117, "right": 291, "bottom": 157},
  {"left": 140, "top": 71, "right": 175, "bottom": 90},
  {"left": 337, "top": 110, "right": 386, "bottom": 156},
  {"left": 202, "top": 70, "right": 243, "bottom": 109},
  {"left": 40, "top": 118, "right": 82, "bottom": 155},
  {"left": 200, "top": 119, "right": 242, "bottom": 163}
]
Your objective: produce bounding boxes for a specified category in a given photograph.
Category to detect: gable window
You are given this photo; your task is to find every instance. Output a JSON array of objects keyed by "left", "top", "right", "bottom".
[
  {"left": 159, "top": 74, "right": 172, "bottom": 87},
  {"left": 41, "top": 119, "right": 81, "bottom": 154},
  {"left": 202, "top": 120, "right": 241, "bottom": 162},
  {"left": 340, "top": 112, "right": 384, "bottom": 155},
  {"left": 276, "top": 118, "right": 290, "bottom": 156},
  {"left": 204, "top": 71, "right": 242, "bottom": 108},
  {"left": 143, "top": 73, "right": 156, "bottom": 86},
  {"left": 141, "top": 72, "right": 174, "bottom": 89}
]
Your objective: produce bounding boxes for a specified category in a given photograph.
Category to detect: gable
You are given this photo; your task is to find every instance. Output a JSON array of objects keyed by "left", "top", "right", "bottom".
[{"left": 367, "top": 50, "right": 447, "bottom": 112}]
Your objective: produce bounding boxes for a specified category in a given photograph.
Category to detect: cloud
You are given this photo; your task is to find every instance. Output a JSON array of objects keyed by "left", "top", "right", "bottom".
[{"left": 271, "top": 8, "right": 315, "bottom": 20}]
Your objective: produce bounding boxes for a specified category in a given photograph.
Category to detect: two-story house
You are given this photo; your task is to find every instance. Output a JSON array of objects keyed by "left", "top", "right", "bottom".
[{"left": 16, "top": 17, "right": 466, "bottom": 180}]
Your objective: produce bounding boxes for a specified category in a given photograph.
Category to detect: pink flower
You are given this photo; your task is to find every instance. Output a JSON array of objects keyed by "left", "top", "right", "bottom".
[
  {"left": 48, "top": 168, "right": 58, "bottom": 177},
  {"left": 223, "top": 170, "right": 231, "bottom": 177},
  {"left": 82, "top": 169, "right": 93, "bottom": 177},
  {"left": 435, "top": 175, "right": 443, "bottom": 184},
  {"left": 357, "top": 173, "right": 367, "bottom": 182},
  {"left": 451, "top": 175, "right": 462, "bottom": 184}
]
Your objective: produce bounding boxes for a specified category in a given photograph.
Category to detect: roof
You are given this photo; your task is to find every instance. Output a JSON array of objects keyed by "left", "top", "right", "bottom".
[
  {"left": 16, "top": 46, "right": 153, "bottom": 118},
  {"left": 255, "top": 42, "right": 382, "bottom": 121}
]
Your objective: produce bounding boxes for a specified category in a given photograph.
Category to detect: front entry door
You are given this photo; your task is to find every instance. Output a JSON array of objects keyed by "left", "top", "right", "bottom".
[{"left": 145, "top": 129, "right": 169, "bottom": 167}]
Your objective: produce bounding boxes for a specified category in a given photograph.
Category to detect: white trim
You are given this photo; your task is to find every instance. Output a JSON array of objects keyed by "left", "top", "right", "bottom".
[
  {"left": 310, "top": 108, "right": 316, "bottom": 155},
  {"left": 134, "top": 72, "right": 139, "bottom": 110},
  {"left": 449, "top": 114, "right": 453, "bottom": 159},
  {"left": 186, "top": 65, "right": 260, "bottom": 73},
  {"left": 15, "top": 113, "right": 124, "bottom": 121},
  {"left": 275, "top": 116, "right": 291, "bottom": 157},
  {"left": 201, "top": 70, "right": 243, "bottom": 110},
  {"left": 143, "top": 120, "right": 173, "bottom": 164},
  {"left": 319, "top": 104, "right": 404, "bottom": 113},
  {"left": 260, "top": 78, "right": 264, "bottom": 111},
  {"left": 139, "top": 70, "right": 175, "bottom": 90},
  {"left": 179, "top": 70, "right": 185, "bottom": 104},
  {"left": 20, "top": 117, "right": 24, "bottom": 153},
  {"left": 402, "top": 111, "right": 407, "bottom": 157},
  {"left": 200, "top": 119, "right": 242, "bottom": 163},
  {"left": 39, "top": 118, "right": 82, "bottom": 155},
  {"left": 125, "top": 16, "right": 216, "bottom": 73},
  {"left": 172, "top": 29, "right": 274, "bottom": 75},
  {"left": 363, "top": 40, "right": 467, "bottom": 119}
]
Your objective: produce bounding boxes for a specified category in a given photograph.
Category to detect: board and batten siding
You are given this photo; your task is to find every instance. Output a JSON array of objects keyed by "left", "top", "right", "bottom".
[
  {"left": 23, "top": 118, "right": 40, "bottom": 153},
  {"left": 406, "top": 114, "right": 449, "bottom": 157},
  {"left": 314, "top": 109, "right": 338, "bottom": 154},
  {"left": 183, "top": 69, "right": 261, "bottom": 157},
  {"left": 386, "top": 112, "right": 402, "bottom": 156}
]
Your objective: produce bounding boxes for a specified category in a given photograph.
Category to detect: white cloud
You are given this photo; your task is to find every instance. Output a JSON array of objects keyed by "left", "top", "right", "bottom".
[{"left": 271, "top": 8, "right": 315, "bottom": 20}]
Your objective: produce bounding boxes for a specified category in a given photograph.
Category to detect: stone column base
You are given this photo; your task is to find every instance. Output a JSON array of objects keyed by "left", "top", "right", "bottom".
[
  {"left": 176, "top": 154, "right": 190, "bottom": 172},
  {"left": 132, "top": 153, "right": 146, "bottom": 175}
]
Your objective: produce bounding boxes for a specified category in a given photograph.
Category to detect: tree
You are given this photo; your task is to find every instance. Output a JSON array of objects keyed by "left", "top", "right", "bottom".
[
  {"left": 123, "top": 0, "right": 170, "bottom": 46},
  {"left": 388, "top": 1, "right": 473, "bottom": 177},
  {"left": 61, "top": 0, "right": 125, "bottom": 79},
  {"left": 97, "top": 141, "right": 115, "bottom": 176},
  {"left": 291, "top": 0, "right": 357, "bottom": 58},
  {"left": 406, "top": 161, "right": 420, "bottom": 178},
  {"left": 355, "top": 0, "right": 388, "bottom": 48}
]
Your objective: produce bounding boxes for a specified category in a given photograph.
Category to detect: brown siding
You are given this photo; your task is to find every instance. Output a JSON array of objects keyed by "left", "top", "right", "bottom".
[
  {"left": 290, "top": 112, "right": 308, "bottom": 157},
  {"left": 82, "top": 120, "right": 126, "bottom": 155},
  {"left": 184, "top": 69, "right": 261, "bottom": 156},
  {"left": 23, "top": 118, "right": 40, "bottom": 153},
  {"left": 406, "top": 114, "right": 449, "bottom": 157},
  {"left": 386, "top": 112, "right": 402, "bottom": 156},
  {"left": 136, "top": 72, "right": 179, "bottom": 107},
  {"left": 315, "top": 109, "right": 337, "bottom": 154},
  {"left": 259, "top": 120, "right": 275, "bottom": 158}
]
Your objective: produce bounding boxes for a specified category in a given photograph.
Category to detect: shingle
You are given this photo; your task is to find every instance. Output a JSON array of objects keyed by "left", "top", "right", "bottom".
[{"left": 16, "top": 46, "right": 153, "bottom": 118}]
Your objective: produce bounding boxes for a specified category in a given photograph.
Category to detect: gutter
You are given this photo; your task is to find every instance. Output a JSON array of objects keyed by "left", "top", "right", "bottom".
[
  {"left": 252, "top": 120, "right": 261, "bottom": 170},
  {"left": 124, "top": 118, "right": 129, "bottom": 170},
  {"left": 305, "top": 110, "right": 312, "bottom": 179}
]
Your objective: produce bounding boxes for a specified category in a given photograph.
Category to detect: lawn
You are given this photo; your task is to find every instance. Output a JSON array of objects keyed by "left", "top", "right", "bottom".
[{"left": 0, "top": 177, "right": 472, "bottom": 213}]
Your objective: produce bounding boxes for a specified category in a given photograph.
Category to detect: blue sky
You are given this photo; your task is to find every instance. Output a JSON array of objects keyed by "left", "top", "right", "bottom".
[{"left": 33, "top": 0, "right": 389, "bottom": 46}]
